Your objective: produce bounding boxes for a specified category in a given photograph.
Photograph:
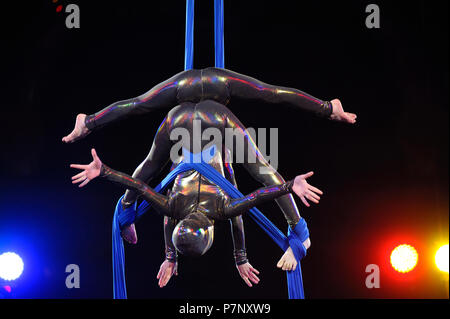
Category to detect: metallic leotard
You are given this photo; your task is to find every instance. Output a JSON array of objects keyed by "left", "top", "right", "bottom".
[{"left": 83, "top": 67, "right": 332, "bottom": 263}]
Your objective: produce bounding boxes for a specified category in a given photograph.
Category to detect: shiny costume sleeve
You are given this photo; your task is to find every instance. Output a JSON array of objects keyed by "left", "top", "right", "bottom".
[
  {"left": 223, "top": 180, "right": 295, "bottom": 218},
  {"left": 100, "top": 163, "right": 296, "bottom": 222},
  {"left": 100, "top": 164, "right": 170, "bottom": 216},
  {"left": 223, "top": 148, "right": 248, "bottom": 266},
  {"left": 163, "top": 215, "right": 178, "bottom": 263}
]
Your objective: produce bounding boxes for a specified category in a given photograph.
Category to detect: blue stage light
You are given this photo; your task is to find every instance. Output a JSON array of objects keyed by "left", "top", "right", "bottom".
[{"left": 0, "top": 252, "right": 24, "bottom": 281}]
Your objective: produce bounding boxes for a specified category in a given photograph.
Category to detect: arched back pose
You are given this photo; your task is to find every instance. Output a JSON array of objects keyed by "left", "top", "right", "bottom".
[{"left": 64, "top": 67, "right": 356, "bottom": 288}]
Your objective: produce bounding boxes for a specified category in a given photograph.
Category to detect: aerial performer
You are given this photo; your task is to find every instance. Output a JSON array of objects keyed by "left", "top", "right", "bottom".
[
  {"left": 63, "top": 67, "right": 356, "bottom": 296},
  {"left": 62, "top": 0, "right": 357, "bottom": 299}
]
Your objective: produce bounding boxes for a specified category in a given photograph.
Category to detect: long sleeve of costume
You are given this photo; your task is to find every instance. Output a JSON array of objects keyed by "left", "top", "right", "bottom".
[
  {"left": 100, "top": 164, "right": 170, "bottom": 216},
  {"left": 209, "top": 68, "right": 333, "bottom": 118},
  {"left": 163, "top": 215, "right": 178, "bottom": 263},
  {"left": 224, "top": 180, "right": 294, "bottom": 218},
  {"left": 223, "top": 148, "right": 248, "bottom": 266}
]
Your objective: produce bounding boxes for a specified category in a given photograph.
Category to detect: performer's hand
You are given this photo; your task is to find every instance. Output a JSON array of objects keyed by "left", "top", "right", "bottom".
[
  {"left": 236, "top": 262, "right": 260, "bottom": 287},
  {"left": 292, "top": 172, "right": 323, "bottom": 207},
  {"left": 70, "top": 148, "right": 102, "bottom": 187},
  {"left": 157, "top": 260, "right": 178, "bottom": 288},
  {"left": 330, "top": 99, "right": 357, "bottom": 124},
  {"left": 62, "top": 113, "right": 91, "bottom": 143}
]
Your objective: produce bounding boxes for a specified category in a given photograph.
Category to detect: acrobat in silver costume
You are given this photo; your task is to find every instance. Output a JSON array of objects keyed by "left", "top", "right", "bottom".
[{"left": 81, "top": 67, "right": 333, "bottom": 262}]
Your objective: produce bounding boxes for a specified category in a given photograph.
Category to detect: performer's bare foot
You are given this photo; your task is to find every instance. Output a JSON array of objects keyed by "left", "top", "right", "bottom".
[
  {"left": 157, "top": 260, "right": 178, "bottom": 288},
  {"left": 276, "top": 242, "right": 309, "bottom": 272},
  {"left": 330, "top": 99, "right": 357, "bottom": 124},
  {"left": 121, "top": 223, "right": 138, "bottom": 244},
  {"left": 62, "top": 113, "right": 90, "bottom": 143}
]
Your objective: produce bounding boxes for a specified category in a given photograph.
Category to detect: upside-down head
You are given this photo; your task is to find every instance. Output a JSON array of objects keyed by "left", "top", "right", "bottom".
[{"left": 172, "top": 212, "right": 214, "bottom": 257}]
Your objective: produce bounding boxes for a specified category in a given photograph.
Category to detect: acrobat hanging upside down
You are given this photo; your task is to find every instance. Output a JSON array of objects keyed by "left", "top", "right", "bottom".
[{"left": 63, "top": 67, "right": 356, "bottom": 298}]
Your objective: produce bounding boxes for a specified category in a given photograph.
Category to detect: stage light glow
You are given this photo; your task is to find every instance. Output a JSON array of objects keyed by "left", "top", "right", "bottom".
[
  {"left": 435, "top": 244, "right": 449, "bottom": 273},
  {"left": 390, "top": 244, "right": 418, "bottom": 273},
  {"left": 0, "top": 252, "right": 24, "bottom": 281}
]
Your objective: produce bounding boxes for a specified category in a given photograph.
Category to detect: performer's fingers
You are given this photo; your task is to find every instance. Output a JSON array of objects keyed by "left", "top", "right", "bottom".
[
  {"left": 307, "top": 191, "right": 320, "bottom": 201},
  {"left": 242, "top": 276, "right": 252, "bottom": 287},
  {"left": 301, "top": 171, "right": 314, "bottom": 179},
  {"left": 306, "top": 194, "right": 319, "bottom": 204},
  {"left": 72, "top": 176, "right": 86, "bottom": 184},
  {"left": 70, "top": 164, "right": 88, "bottom": 170},
  {"left": 161, "top": 274, "right": 170, "bottom": 287},
  {"left": 299, "top": 195, "right": 310, "bottom": 207},
  {"left": 308, "top": 185, "right": 323, "bottom": 195},
  {"left": 91, "top": 148, "right": 100, "bottom": 161},
  {"left": 71, "top": 171, "right": 85, "bottom": 180},
  {"left": 248, "top": 271, "right": 260, "bottom": 284},
  {"left": 158, "top": 272, "right": 167, "bottom": 287},
  {"left": 157, "top": 267, "right": 163, "bottom": 279},
  {"left": 78, "top": 178, "right": 90, "bottom": 187},
  {"left": 249, "top": 266, "right": 260, "bottom": 275}
]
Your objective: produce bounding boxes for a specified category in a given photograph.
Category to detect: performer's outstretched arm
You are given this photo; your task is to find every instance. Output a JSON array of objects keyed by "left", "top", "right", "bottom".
[
  {"left": 224, "top": 174, "right": 321, "bottom": 218},
  {"left": 70, "top": 149, "right": 171, "bottom": 216}
]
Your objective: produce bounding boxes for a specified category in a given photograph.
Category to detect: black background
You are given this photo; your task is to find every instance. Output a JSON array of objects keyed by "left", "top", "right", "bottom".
[{"left": 0, "top": 0, "right": 448, "bottom": 299}]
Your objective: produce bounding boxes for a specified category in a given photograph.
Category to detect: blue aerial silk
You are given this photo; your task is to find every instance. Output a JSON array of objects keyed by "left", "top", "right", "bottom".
[
  {"left": 184, "top": 0, "right": 195, "bottom": 70},
  {"left": 112, "top": 146, "right": 309, "bottom": 299},
  {"left": 112, "top": 2, "right": 308, "bottom": 299},
  {"left": 214, "top": 0, "right": 225, "bottom": 68}
]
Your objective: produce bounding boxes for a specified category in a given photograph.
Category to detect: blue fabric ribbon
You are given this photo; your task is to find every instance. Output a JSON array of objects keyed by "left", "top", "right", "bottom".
[
  {"left": 112, "top": 147, "right": 309, "bottom": 299},
  {"left": 184, "top": 0, "right": 195, "bottom": 70},
  {"left": 214, "top": 0, "right": 225, "bottom": 68}
]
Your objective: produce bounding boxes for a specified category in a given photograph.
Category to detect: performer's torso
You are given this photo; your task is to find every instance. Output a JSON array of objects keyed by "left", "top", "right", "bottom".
[{"left": 165, "top": 99, "right": 235, "bottom": 221}]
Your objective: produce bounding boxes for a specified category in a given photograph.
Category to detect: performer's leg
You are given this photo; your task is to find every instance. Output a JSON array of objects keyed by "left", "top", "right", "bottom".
[
  {"left": 224, "top": 108, "right": 301, "bottom": 228},
  {"left": 120, "top": 115, "right": 173, "bottom": 243},
  {"left": 122, "top": 115, "right": 173, "bottom": 207}
]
